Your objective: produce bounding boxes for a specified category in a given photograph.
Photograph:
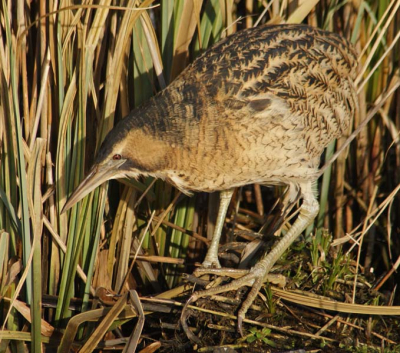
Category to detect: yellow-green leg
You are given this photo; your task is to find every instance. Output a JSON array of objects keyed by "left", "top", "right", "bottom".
[
  {"left": 202, "top": 189, "right": 234, "bottom": 268},
  {"left": 182, "top": 182, "right": 319, "bottom": 340}
]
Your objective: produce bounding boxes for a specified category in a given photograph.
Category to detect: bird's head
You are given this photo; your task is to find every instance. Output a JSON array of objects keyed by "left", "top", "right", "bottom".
[{"left": 62, "top": 115, "right": 170, "bottom": 212}]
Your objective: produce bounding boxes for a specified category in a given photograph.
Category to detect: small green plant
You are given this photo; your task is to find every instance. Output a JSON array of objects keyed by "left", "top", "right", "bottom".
[
  {"left": 309, "top": 229, "right": 351, "bottom": 292},
  {"left": 310, "top": 229, "right": 332, "bottom": 268},
  {"left": 246, "top": 327, "right": 276, "bottom": 347},
  {"left": 323, "top": 246, "right": 350, "bottom": 292},
  {"left": 263, "top": 284, "right": 276, "bottom": 314}
]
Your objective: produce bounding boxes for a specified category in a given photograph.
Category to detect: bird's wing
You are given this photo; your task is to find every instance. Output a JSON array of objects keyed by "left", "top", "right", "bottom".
[{"left": 177, "top": 24, "right": 358, "bottom": 157}]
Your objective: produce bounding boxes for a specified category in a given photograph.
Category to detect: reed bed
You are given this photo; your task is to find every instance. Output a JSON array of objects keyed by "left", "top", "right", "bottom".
[{"left": 0, "top": 0, "right": 399, "bottom": 351}]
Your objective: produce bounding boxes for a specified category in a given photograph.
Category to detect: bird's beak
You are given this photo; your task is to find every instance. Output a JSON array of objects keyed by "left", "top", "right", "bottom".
[{"left": 62, "top": 159, "right": 126, "bottom": 213}]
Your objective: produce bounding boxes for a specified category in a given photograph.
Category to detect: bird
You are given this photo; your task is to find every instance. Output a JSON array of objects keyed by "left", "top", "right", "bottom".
[{"left": 63, "top": 23, "right": 358, "bottom": 340}]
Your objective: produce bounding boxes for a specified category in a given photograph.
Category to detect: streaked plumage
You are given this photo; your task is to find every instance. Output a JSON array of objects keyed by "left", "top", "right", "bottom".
[
  {"left": 93, "top": 24, "right": 357, "bottom": 195},
  {"left": 63, "top": 23, "right": 358, "bottom": 340}
]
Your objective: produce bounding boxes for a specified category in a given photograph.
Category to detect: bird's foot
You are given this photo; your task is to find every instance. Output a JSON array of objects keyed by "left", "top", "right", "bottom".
[{"left": 181, "top": 263, "right": 286, "bottom": 343}]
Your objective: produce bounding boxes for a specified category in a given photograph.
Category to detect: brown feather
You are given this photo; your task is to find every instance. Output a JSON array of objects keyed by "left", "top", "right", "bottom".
[{"left": 97, "top": 24, "right": 358, "bottom": 195}]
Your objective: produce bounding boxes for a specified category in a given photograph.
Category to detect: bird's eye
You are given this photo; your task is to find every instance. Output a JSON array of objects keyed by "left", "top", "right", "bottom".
[{"left": 113, "top": 154, "right": 122, "bottom": 160}]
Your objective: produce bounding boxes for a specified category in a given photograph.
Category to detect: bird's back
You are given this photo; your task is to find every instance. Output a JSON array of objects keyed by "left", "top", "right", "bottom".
[{"left": 132, "top": 24, "right": 358, "bottom": 193}]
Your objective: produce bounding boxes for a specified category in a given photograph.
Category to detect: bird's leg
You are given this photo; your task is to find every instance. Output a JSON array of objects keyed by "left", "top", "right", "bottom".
[
  {"left": 182, "top": 182, "right": 319, "bottom": 338},
  {"left": 202, "top": 189, "right": 234, "bottom": 268}
]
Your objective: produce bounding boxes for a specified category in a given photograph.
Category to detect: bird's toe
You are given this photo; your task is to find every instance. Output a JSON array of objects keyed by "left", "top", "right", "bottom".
[{"left": 180, "top": 296, "right": 202, "bottom": 344}]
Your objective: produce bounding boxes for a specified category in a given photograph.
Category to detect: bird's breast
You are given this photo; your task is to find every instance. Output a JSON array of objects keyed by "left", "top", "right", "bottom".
[{"left": 160, "top": 112, "right": 319, "bottom": 193}]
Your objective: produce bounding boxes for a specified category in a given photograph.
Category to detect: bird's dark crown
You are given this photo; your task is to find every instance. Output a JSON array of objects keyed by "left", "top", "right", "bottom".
[{"left": 94, "top": 110, "right": 171, "bottom": 177}]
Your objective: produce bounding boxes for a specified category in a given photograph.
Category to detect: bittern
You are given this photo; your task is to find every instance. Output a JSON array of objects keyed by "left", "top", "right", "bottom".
[{"left": 63, "top": 24, "right": 358, "bottom": 338}]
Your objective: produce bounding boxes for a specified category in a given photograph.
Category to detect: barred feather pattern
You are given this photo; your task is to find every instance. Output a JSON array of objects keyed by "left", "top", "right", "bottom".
[{"left": 101, "top": 24, "right": 358, "bottom": 194}]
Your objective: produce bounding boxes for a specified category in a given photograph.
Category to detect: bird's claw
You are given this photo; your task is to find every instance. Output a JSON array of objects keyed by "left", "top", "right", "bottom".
[
  {"left": 181, "top": 296, "right": 201, "bottom": 345},
  {"left": 237, "top": 314, "right": 244, "bottom": 337},
  {"left": 181, "top": 268, "right": 266, "bottom": 342}
]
